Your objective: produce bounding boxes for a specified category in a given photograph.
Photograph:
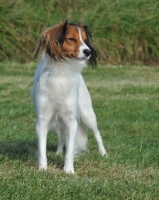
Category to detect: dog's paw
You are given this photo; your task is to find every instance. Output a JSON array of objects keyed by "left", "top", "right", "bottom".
[
  {"left": 99, "top": 148, "right": 108, "bottom": 158},
  {"left": 38, "top": 157, "right": 47, "bottom": 171},
  {"left": 64, "top": 165, "right": 75, "bottom": 174},
  {"left": 38, "top": 164, "right": 47, "bottom": 171},
  {"left": 56, "top": 150, "right": 63, "bottom": 155}
]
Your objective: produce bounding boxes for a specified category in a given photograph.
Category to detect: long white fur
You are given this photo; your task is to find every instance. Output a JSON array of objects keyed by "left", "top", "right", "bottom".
[{"left": 31, "top": 27, "right": 107, "bottom": 174}]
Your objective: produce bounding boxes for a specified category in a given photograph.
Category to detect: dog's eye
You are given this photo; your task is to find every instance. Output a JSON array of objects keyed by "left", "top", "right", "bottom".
[
  {"left": 67, "top": 38, "right": 76, "bottom": 42},
  {"left": 85, "top": 39, "right": 89, "bottom": 45}
]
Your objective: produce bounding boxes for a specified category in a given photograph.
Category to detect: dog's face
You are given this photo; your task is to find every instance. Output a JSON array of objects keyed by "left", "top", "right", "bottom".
[
  {"left": 61, "top": 24, "right": 90, "bottom": 60},
  {"left": 34, "top": 21, "right": 97, "bottom": 66}
]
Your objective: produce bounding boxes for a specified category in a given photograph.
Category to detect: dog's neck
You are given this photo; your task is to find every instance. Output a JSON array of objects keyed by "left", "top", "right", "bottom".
[{"left": 41, "top": 53, "right": 87, "bottom": 74}]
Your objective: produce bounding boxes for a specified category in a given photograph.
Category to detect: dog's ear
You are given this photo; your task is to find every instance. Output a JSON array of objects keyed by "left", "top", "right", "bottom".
[
  {"left": 57, "top": 20, "right": 68, "bottom": 46},
  {"left": 84, "top": 25, "right": 97, "bottom": 67},
  {"left": 34, "top": 20, "right": 68, "bottom": 62}
]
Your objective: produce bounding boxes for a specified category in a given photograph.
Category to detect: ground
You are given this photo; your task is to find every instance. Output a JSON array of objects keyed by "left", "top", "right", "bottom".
[{"left": 0, "top": 62, "right": 159, "bottom": 199}]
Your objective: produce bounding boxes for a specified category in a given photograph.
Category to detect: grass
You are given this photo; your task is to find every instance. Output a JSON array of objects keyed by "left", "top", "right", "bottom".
[
  {"left": 0, "top": 62, "right": 159, "bottom": 199},
  {"left": 0, "top": 0, "right": 159, "bottom": 65}
]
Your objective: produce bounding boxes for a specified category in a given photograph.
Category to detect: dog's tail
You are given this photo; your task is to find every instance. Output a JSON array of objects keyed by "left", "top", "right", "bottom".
[
  {"left": 74, "top": 122, "right": 88, "bottom": 158},
  {"left": 30, "top": 86, "right": 34, "bottom": 98}
]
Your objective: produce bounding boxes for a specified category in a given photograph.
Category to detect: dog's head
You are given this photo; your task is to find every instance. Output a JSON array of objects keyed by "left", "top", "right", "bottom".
[{"left": 34, "top": 20, "right": 97, "bottom": 67}]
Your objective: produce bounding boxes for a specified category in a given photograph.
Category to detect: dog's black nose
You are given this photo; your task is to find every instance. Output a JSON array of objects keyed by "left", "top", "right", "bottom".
[{"left": 83, "top": 49, "right": 91, "bottom": 57}]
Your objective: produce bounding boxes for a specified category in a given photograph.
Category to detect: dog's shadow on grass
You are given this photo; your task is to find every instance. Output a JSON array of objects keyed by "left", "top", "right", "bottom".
[{"left": 0, "top": 140, "right": 64, "bottom": 170}]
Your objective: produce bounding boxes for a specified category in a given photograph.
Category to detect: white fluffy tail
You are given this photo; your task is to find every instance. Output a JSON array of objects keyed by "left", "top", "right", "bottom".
[
  {"left": 74, "top": 125, "right": 88, "bottom": 158},
  {"left": 30, "top": 86, "right": 34, "bottom": 98}
]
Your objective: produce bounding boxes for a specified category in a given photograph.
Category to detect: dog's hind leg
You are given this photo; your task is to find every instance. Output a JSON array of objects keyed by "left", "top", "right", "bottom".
[
  {"left": 56, "top": 128, "right": 64, "bottom": 155},
  {"left": 85, "top": 110, "right": 107, "bottom": 157},
  {"left": 82, "top": 111, "right": 107, "bottom": 157},
  {"left": 78, "top": 75, "right": 107, "bottom": 157}
]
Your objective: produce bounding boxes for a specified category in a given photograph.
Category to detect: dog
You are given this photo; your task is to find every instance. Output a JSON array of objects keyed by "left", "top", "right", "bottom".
[{"left": 31, "top": 20, "right": 107, "bottom": 174}]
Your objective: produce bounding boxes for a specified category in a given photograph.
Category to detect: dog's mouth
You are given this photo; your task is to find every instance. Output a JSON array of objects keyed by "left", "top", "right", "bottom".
[
  {"left": 75, "top": 55, "right": 91, "bottom": 61},
  {"left": 76, "top": 57, "right": 86, "bottom": 61}
]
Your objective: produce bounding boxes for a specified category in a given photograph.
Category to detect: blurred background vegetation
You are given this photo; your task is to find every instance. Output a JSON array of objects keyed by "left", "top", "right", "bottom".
[{"left": 0, "top": 0, "right": 159, "bottom": 65}]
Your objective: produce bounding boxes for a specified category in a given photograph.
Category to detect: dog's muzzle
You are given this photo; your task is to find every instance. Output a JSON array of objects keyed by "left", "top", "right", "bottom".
[{"left": 83, "top": 49, "right": 91, "bottom": 57}]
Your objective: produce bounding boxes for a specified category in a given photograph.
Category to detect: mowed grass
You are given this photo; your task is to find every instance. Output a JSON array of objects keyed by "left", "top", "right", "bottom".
[{"left": 0, "top": 62, "right": 159, "bottom": 199}]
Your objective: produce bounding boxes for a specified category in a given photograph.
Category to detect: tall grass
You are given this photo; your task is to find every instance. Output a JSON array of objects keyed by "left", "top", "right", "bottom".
[{"left": 0, "top": 0, "right": 159, "bottom": 65}]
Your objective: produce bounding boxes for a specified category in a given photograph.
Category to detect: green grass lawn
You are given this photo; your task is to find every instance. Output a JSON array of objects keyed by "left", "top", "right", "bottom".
[{"left": 0, "top": 62, "right": 159, "bottom": 199}]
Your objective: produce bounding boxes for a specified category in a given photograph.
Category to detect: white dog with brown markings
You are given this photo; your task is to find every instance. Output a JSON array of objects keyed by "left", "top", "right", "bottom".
[{"left": 31, "top": 20, "right": 107, "bottom": 174}]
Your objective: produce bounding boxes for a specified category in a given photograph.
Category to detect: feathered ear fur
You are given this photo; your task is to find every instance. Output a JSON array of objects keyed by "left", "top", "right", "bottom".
[
  {"left": 84, "top": 25, "right": 97, "bottom": 67},
  {"left": 34, "top": 20, "right": 68, "bottom": 62}
]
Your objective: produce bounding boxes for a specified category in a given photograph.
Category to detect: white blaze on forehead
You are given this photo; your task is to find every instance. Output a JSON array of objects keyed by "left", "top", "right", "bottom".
[
  {"left": 77, "top": 27, "right": 85, "bottom": 44},
  {"left": 77, "top": 27, "right": 90, "bottom": 59}
]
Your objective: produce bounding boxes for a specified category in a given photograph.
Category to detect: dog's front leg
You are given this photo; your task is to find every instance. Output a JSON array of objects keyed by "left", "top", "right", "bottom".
[
  {"left": 64, "top": 119, "right": 77, "bottom": 174},
  {"left": 36, "top": 118, "right": 49, "bottom": 170}
]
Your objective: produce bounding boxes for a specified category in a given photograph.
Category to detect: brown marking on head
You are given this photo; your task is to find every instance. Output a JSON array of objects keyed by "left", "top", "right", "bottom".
[
  {"left": 34, "top": 21, "right": 67, "bottom": 62},
  {"left": 61, "top": 24, "right": 87, "bottom": 58},
  {"left": 34, "top": 21, "right": 97, "bottom": 67}
]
